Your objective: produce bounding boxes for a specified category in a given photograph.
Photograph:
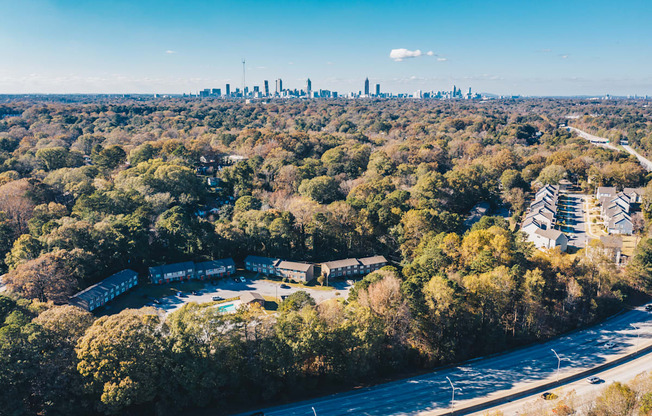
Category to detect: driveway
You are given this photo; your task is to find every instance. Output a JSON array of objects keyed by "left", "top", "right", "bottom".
[
  {"left": 151, "top": 276, "right": 352, "bottom": 314},
  {"left": 559, "top": 193, "right": 589, "bottom": 249}
]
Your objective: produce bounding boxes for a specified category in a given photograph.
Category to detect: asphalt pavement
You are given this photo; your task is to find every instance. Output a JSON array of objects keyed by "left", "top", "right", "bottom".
[
  {"left": 151, "top": 276, "right": 351, "bottom": 314},
  {"left": 239, "top": 304, "right": 652, "bottom": 416}
]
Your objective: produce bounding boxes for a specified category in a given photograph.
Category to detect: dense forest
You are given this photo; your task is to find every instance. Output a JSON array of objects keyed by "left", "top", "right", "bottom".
[{"left": 1, "top": 97, "right": 652, "bottom": 415}]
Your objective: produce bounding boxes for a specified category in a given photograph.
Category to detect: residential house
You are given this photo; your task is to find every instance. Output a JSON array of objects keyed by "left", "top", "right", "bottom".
[
  {"left": 529, "top": 228, "right": 569, "bottom": 252},
  {"left": 69, "top": 269, "right": 138, "bottom": 312},
  {"left": 623, "top": 187, "right": 645, "bottom": 204},
  {"left": 521, "top": 183, "right": 567, "bottom": 252},
  {"left": 607, "top": 212, "right": 633, "bottom": 235},
  {"left": 596, "top": 186, "right": 617, "bottom": 200},
  {"left": 600, "top": 235, "right": 624, "bottom": 264},
  {"left": 463, "top": 202, "right": 490, "bottom": 228}
]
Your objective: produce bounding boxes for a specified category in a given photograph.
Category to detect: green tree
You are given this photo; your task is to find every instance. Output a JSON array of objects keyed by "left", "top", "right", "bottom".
[{"left": 298, "top": 175, "right": 341, "bottom": 204}]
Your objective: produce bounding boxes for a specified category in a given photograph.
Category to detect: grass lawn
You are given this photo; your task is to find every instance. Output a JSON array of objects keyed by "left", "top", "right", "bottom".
[{"left": 621, "top": 235, "right": 639, "bottom": 257}]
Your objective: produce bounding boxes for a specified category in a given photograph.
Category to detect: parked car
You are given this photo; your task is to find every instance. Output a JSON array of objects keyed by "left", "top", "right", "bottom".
[
  {"left": 541, "top": 392, "right": 558, "bottom": 400},
  {"left": 177, "top": 291, "right": 187, "bottom": 297},
  {"left": 604, "top": 341, "right": 616, "bottom": 349},
  {"left": 645, "top": 305, "right": 652, "bottom": 311},
  {"left": 587, "top": 377, "right": 601, "bottom": 384},
  {"left": 212, "top": 296, "right": 223, "bottom": 301},
  {"left": 280, "top": 284, "right": 290, "bottom": 289},
  {"left": 239, "top": 276, "right": 246, "bottom": 283},
  {"left": 191, "top": 291, "right": 199, "bottom": 295}
]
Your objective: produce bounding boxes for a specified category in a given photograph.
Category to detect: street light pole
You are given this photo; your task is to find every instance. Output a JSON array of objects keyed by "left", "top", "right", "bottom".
[
  {"left": 630, "top": 324, "right": 640, "bottom": 352},
  {"left": 446, "top": 376, "right": 461, "bottom": 413},
  {"left": 551, "top": 349, "right": 561, "bottom": 382}
]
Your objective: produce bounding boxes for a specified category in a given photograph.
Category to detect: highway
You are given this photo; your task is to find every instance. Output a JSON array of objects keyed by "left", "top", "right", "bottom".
[
  {"left": 568, "top": 126, "right": 652, "bottom": 171},
  {"left": 468, "top": 344, "right": 652, "bottom": 415},
  {"left": 239, "top": 305, "right": 652, "bottom": 416}
]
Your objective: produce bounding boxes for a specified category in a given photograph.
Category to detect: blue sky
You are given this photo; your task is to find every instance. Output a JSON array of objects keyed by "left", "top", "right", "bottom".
[{"left": 1, "top": 0, "right": 651, "bottom": 95}]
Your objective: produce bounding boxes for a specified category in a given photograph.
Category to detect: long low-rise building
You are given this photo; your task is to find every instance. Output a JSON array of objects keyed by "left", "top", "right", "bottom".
[
  {"left": 149, "top": 258, "right": 235, "bottom": 284},
  {"left": 521, "top": 184, "right": 568, "bottom": 252},
  {"left": 69, "top": 269, "right": 139, "bottom": 312},
  {"left": 321, "top": 255, "right": 387, "bottom": 279},
  {"left": 244, "top": 255, "right": 314, "bottom": 282}
]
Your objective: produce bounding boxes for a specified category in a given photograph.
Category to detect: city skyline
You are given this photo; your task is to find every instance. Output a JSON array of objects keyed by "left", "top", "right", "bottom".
[{"left": 1, "top": 0, "right": 651, "bottom": 95}]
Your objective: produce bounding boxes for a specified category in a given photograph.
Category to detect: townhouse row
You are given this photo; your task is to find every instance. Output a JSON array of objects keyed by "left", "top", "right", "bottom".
[
  {"left": 244, "top": 255, "right": 388, "bottom": 282},
  {"left": 148, "top": 258, "right": 236, "bottom": 284},
  {"left": 69, "top": 269, "right": 139, "bottom": 312},
  {"left": 521, "top": 184, "right": 569, "bottom": 251},
  {"left": 595, "top": 187, "right": 643, "bottom": 235}
]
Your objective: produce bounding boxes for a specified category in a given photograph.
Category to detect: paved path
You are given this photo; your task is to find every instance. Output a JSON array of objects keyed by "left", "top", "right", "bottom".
[
  {"left": 238, "top": 305, "right": 652, "bottom": 416},
  {"left": 568, "top": 126, "right": 652, "bottom": 171}
]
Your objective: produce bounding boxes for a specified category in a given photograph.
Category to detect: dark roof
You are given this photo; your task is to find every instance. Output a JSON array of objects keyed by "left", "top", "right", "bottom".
[
  {"left": 70, "top": 269, "right": 138, "bottom": 305},
  {"left": 196, "top": 258, "right": 235, "bottom": 272},
  {"left": 148, "top": 261, "right": 195, "bottom": 276},
  {"left": 244, "top": 255, "right": 279, "bottom": 266}
]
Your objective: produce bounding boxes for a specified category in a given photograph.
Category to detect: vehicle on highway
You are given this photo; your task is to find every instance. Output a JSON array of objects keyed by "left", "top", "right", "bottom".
[
  {"left": 239, "top": 276, "right": 246, "bottom": 283},
  {"left": 177, "top": 291, "right": 187, "bottom": 297},
  {"left": 645, "top": 305, "right": 652, "bottom": 311},
  {"left": 191, "top": 291, "right": 199, "bottom": 295},
  {"left": 280, "top": 284, "right": 290, "bottom": 289},
  {"left": 587, "top": 376, "right": 601, "bottom": 384},
  {"left": 604, "top": 341, "right": 616, "bottom": 349},
  {"left": 541, "top": 392, "right": 558, "bottom": 400},
  {"left": 212, "top": 296, "right": 224, "bottom": 301}
]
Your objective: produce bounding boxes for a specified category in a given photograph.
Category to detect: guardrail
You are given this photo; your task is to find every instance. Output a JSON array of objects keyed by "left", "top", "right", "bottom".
[{"left": 433, "top": 342, "right": 652, "bottom": 415}]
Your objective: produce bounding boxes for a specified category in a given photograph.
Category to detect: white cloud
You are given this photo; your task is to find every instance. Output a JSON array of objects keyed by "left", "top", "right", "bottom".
[
  {"left": 426, "top": 51, "right": 434, "bottom": 56},
  {"left": 165, "top": 50, "right": 176, "bottom": 54},
  {"left": 390, "top": 48, "right": 424, "bottom": 61},
  {"left": 437, "top": 57, "right": 448, "bottom": 61},
  {"left": 560, "top": 54, "right": 569, "bottom": 59}
]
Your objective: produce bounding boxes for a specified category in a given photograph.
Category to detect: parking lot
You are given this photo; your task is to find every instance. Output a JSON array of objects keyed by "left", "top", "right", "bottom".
[{"left": 142, "top": 274, "right": 352, "bottom": 315}]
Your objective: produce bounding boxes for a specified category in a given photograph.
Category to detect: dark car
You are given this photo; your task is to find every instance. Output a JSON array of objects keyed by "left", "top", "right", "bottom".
[
  {"left": 541, "top": 392, "right": 558, "bottom": 400},
  {"left": 280, "top": 284, "right": 290, "bottom": 289},
  {"left": 645, "top": 305, "right": 652, "bottom": 311},
  {"left": 191, "top": 291, "right": 199, "bottom": 295},
  {"left": 177, "top": 291, "right": 187, "bottom": 297},
  {"left": 212, "top": 296, "right": 224, "bottom": 301}
]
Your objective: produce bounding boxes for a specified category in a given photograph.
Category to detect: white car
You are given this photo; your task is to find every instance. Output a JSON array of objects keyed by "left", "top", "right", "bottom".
[
  {"left": 587, "top": 376, "right": 601, "bottom": 384},
  {"left": 604, "top": 341, "right": 616, "bottom": 349}
]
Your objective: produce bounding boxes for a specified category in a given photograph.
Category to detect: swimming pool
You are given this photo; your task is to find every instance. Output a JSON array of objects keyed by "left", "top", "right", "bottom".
[{"left": 217, "top": 303, "right": 237, "bottom": 313}]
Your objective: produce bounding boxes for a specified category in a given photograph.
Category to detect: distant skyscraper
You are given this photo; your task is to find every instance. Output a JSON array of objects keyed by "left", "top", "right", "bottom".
[
  {"left": 375, "top": 83, "right": 380, "bottom": 96},
  {"left": 306, "top": 78, "right": 312, "bottom": 96},
  {"left": 225, "top": 84, "right": 231, "bottom": 96},
  {"left": 364, "top": 78, "right": 370, "bottom": 96},
  {"left": 264, "top": 80, "right": 269, "bottom": 96},
  {"left": 276, "top": 78, "right": 283, "bottom": 95}
]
